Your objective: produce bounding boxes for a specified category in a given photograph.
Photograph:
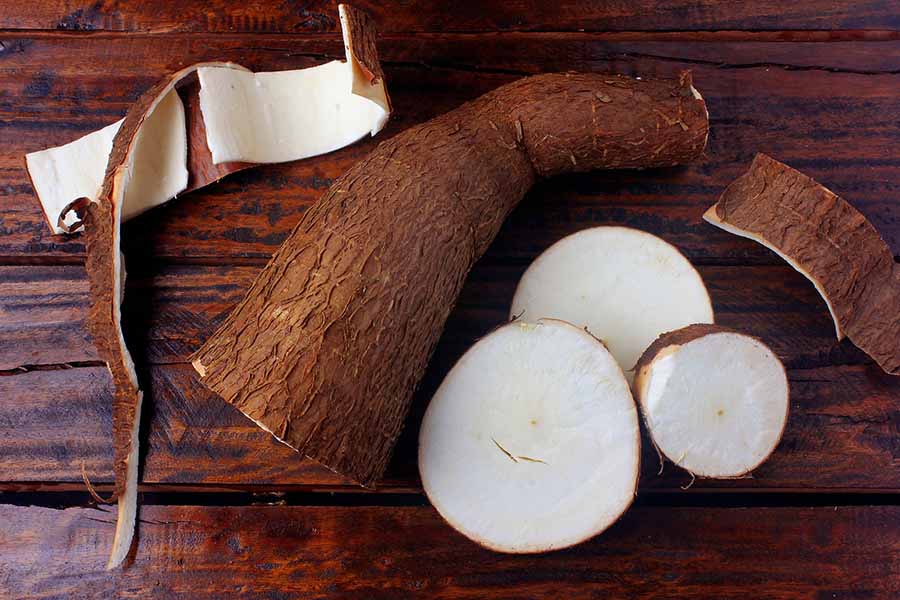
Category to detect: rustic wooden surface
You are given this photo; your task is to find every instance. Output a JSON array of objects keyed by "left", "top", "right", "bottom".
[{"left": 1, "top": 1, "right": 898, "bottom": 598}]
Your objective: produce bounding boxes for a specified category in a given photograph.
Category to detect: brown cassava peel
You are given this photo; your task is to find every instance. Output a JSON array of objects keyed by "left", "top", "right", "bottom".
[
  {"left": 82, "top": 4, "right": 388, "bottom": 569},
  {"left": 704, "top": 154, "right": 899, "bottom": 375},
  {"left": 193, "top": 72, "right": 710, "bottom": 487}
]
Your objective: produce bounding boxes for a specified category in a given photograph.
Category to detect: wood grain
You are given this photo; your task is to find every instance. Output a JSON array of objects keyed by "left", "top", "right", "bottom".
[
  {"left": 2, "top": 36, "right": 898, "bottom": 263},
  {"left": 0, "top": 261, "right": 871, "bottom": 371},
  {"left": 1, "top": 361, "right": 896, "bottom": 492},
  {"left": 2, "top": 1, "right": 899, "bottom": 33},
  {"left": 2, "top": 504, "right": 897, "bottom": 598}
]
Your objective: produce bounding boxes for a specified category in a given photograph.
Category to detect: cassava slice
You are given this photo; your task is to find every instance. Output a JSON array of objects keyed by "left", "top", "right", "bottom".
[
  {"left": 82, "top": 4, "right": 389, "bottom": 569},
  {"left": 634, "top": 324, "right": 789, "bottom": 478},
  {"left": 26, "top": 4, "right": 390, "bottom": 234},
  {"left": 704, "top": 153, "right": 899, "bottom": 375},
  {"left": 510, "top": 226, "right": 714, "bottom": 380},
  {"left": 192, "top": 71, "right": 709, "bottom": 487},
  {"left": 419, "top": 319, "right": 639, "bottom": 553}
]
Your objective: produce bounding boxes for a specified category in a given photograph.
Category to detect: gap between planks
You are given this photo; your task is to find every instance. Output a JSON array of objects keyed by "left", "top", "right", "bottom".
[
  {"left": 2, "top": 489, "right": 898, "bottom": 510},
  {"left": 1, "top": 29, "right": 900, "bottom": 41}
]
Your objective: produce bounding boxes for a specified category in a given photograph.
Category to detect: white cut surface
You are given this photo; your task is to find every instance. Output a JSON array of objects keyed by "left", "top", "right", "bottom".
[
  {"left": 198, "top": 60, "right": 389, "bottom": 164},
  {"left": 25, "top": 119, "right": 123, "bottom": 234},
  {"left": 510, "top": 227, "right": 714, "bottom": 380},
  {"left": 419, "top": 320, "right": 639, "bottom": 553},
  {"left": 637, "top": 332, "right": 789, "bottom": 477},
  {"left": 120, "top": 89, "right": 189, "bottom": 221}
]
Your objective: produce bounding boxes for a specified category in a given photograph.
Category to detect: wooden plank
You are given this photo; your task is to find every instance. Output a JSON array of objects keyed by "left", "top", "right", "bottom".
[
  {"left": 0, "top": 262, "right": 869, "bottom": 370},
  {"left": 1, "top": 361, "right": 896, "bottom": 492},
  {"left": 0, "top": 265, "right": 97, "bottom": 369},
  {"left": 1, "top": 504, "right": 897, "bottom": 598},
  {"left": 2, "top": 1, "right": 899, "bottom": 33},
  {"left": 2, "top": 35, "right": 898, "bottom": 263}
]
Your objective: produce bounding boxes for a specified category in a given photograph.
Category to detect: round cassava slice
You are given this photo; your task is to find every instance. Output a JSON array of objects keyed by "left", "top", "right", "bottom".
[
  {"left": 510, "top": 227, "right": 713, "bottom": 381},
  {"left": 634, "top": 324, "right": 789, "bottom": 478},
  {"left": 419, "top": 319, "right": 640, "bottom": 553}
]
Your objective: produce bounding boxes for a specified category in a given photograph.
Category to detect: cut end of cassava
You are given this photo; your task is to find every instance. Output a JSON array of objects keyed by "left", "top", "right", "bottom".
[
  {"left": 510, "top": 226, "right": 714, "bottom": 381},
  {"left": 704, "top": 154, "right": 900, "bottom": 375},
  {"left": 419, "top": 319, "right": 640, "bottom": 553},
  {"left": 634, "top": 324, "right": 789, "bottom": 478}
]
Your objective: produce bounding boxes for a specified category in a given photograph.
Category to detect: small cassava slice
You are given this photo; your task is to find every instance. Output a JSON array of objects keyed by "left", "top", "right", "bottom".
[
  {"left": 193, "top": 71, "right": 709, "bottom": 487},
  {"left": 704, "top": 153, "right": 899, "bottom": 375},
  {"left": 419, "top": 319, "right": 640, "bottom": 553},
  {"left": 634, "top": 324, "right": 789, "bottom": 478},
  {"left": 510, "top": 226, "right": 714, "bottom": 381}
]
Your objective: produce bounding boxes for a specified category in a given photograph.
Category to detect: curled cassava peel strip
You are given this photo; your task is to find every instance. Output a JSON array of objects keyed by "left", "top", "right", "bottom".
[
  {"left": 26, "top": 4, "right": 390, "bottom": 234},
  {"left": 704, "top": 154, "right": 899, "bottom": 375},
  {"left": 193, "top": 71, "right": 709, "bottom": 487},
  {"left": 80, "top": 4, "right": 389, "bottom": 569}
]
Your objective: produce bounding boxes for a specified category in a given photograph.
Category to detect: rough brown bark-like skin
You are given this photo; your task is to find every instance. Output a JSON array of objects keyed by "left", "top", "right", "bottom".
[
  {"left": 193, "top": 71, "right": 709, "bottom": 486},
  {"left": 705, "top": 154, "right": 899, "bottom": 375}
]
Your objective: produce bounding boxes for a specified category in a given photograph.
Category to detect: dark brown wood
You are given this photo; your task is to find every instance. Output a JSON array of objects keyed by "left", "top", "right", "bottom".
[
  {"left": 1, "top": 361, "right": 896, "bottom": 491},
  {"left": 2, "top": 1, "right": 899, "bottom": 33},
  {"left": 0, "top": 262, "right": 871, "bottom": 371},
  {"left": 2, "top": 503, "right": 897, "bottom": 598},
  {"left": 2, "top": 35, "right": 898, "bottom": 263}
]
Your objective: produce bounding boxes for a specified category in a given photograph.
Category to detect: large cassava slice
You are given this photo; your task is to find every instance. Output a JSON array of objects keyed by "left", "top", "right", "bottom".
[
  {"left": 193, "top": 71, "right": 709, "bottom": 486},
  {"left": 634, "top": 324, "right": 789, "bottom": 478},
  {"left": 704, "top": 153, "right": 899, "bottom": 375},
  {"left": 419, "top": 319, "right": 639, "bottom": 553},
  {"left": 510, "top": 226, "right": 713, "bottom": 381},
  {"left": 83, "top": 4, "right": 389, "bottom": 571}
]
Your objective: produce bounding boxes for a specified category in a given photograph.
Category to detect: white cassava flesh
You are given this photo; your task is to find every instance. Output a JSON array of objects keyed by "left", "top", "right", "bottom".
[
  {"left": 419, "top": 319, "right": 640, "bottom": 553},
  {"left": 634, "top": 325, "right": 789, "bottom": 478},
  {"left": 510, "top": 227, "right": 714, "bottom": 380},
  {"left": 25, "top": 4, "right": 390, "bottom": 235}
]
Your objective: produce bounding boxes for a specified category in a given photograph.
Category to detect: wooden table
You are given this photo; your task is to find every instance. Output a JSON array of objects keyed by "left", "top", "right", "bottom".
[{"left": 1, "top": 2, "right": 899, "bottom": 597}]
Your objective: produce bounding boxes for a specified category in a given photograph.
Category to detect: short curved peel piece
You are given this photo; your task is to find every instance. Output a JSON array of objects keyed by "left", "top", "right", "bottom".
[{"left": 704, "top": 154, "right": 899, "bottom": 375}]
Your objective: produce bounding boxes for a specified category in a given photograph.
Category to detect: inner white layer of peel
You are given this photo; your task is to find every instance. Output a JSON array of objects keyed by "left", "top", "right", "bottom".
[
  {"left": 636, "top": 332, "right": 789, "bottom": 478},
  {"left": 198, "top": 61, "right": 388, "bottom": 164},
  {"left": 419, "top": 320, "right": 640, "bottom": 553},
  {"left": 25, "top": 11, "right": 389, "bottom": 234},
  {"left": 510, "top": 226, "right": 714, "bottom": 382},
  {"left": 26, "top": 119, "right": 123, "bottom": 233}
]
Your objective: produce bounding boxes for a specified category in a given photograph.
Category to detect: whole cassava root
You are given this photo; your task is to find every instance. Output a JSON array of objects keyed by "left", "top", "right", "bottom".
[{"left": 193, "top": 71, "right": 710, "bottom": 486}]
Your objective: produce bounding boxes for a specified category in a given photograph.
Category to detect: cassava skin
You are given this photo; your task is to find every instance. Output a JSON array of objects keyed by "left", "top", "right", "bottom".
[
  {"left": 193, "top": 71, "right": 709, "bottom": 486},
  {"left": 634, "top": 324, "right": 790, "bottom": 478},
  {"left": 704, "top": 154, "right": 899, "bottom": 375},
  {"left": 83, "top": 4, "right": 387, "bottom": 568},
  {"left": 84, "top": 60, "right": 243, "bottom": 570}
]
